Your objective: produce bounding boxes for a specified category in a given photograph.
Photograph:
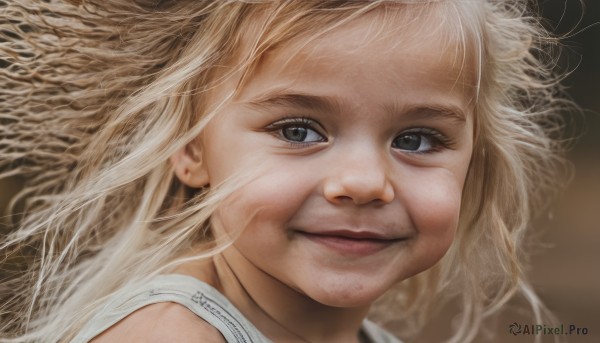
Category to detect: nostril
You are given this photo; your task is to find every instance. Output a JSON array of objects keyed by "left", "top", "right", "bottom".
[
  {"left": 333, "top": 195, "right": 353, "bottom": 204},
  {"left": 322, "top": 165, "right": 395, "bottom": 205},
  {"left": 324, "top": 181, "right": 395, "bottom": 206}
]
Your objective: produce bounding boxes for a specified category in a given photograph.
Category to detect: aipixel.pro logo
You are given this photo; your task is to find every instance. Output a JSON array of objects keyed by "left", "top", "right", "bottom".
[{"left": 508, "top": 322, "right": 589, "bottom": 336}]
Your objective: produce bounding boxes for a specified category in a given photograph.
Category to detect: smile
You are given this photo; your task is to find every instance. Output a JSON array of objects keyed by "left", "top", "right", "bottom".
[{"left": 296, "top": 230, "right": 405, "bottom": 256}]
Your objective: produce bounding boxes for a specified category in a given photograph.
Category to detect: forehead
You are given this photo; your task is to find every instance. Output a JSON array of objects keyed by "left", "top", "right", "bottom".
[{"left": 235, "top": 4, "right": 477, "bottom": 109}]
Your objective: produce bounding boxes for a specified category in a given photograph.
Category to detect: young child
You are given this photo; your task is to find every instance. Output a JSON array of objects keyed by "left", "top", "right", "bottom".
[{"left": 0, "top": 0, "right": 572, "bottom": 342}]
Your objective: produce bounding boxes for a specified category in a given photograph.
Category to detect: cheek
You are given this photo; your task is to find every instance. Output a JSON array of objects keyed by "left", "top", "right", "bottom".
[
  {"left": 400, "top": 169, "right": 463, "bottom": 272},
  {"left": 213, "top": 164, "right": 314, "bottom": 239}
]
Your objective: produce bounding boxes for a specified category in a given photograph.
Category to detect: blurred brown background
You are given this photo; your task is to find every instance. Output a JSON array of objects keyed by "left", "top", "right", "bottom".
[
  {"left": 518, "top": 0, "right": 599, "bottom": 340},
  {"left": 1, "top": 0, "right": 599, "bottom": 342},
  {"left": 417, "top": 0, "right": 600, "bottom": 342},
  {"left": 505, "top": 0, "right": 600, "bottom": 341}
]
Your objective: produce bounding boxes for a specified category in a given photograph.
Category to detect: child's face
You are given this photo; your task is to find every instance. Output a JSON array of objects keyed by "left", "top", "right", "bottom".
[{"left": 200, "top": 12, "right": 474, "bottom": 307}]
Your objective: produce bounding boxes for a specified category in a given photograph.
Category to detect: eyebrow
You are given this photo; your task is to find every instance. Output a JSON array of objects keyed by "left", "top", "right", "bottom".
[
  {"left": 244, "top": 90, "right": 467, "bottom": 124},
  {"left": 244, "top": 90, "right": 341, "bottom": 114},
  {"left": 388, "top": 104, "right": 467, "bottom": 124}
]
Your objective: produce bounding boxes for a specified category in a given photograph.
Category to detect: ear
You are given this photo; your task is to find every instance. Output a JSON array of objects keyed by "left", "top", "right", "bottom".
[{"left": 170, "top": 143, "right": 209, "bottom": 188}]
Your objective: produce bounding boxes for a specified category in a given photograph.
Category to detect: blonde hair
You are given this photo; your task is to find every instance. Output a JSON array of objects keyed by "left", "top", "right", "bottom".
[{"left": 0, "top": 0, "right": 572, "bottom": 342}]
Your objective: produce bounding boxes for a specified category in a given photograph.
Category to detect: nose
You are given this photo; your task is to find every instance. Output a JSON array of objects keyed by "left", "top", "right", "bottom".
[{"left": 322, "top": 148, "right": 395, "bottom": 206}]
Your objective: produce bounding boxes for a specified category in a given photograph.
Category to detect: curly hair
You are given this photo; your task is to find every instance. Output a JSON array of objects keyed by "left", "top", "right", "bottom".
[{"left": 0, "top": 0, "right": 573, "bottom": 342}]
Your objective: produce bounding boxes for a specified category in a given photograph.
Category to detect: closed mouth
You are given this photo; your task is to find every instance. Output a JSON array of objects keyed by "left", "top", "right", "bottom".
[
  {"left": 295, "top": 229, "right": 408, "bottom": 255},
  {"left": 298, "top": 229, "right": 401, "bottom": 241}
]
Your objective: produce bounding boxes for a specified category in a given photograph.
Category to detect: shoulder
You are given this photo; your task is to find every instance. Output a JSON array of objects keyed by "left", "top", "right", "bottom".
[
  {"left": 90, "top": 302, "right": 226, "bottom": 343},
  {"left": 362, "top": 319, "right": 403, "bottom": 343}
]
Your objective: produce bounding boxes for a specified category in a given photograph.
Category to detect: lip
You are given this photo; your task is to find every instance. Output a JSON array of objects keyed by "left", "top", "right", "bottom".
[{"left": 296, "top": 230, "right": 404, "bottom": 256}]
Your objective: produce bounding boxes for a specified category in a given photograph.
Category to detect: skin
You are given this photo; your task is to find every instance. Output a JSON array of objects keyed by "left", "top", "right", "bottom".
[{"left": 134, "top": 8, "right": 476, "bottom": 343}]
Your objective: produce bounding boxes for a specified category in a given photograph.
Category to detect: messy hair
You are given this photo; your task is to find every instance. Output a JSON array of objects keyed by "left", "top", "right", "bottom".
[{"left": 0, "top": 0, "right": 572, "bottom": 342}]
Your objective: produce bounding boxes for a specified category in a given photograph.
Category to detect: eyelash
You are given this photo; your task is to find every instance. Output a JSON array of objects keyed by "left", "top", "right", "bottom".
[
  {"left": 264, "top": 117, "right": 327, "bottom": 149},
  {"left": 395, "top": 127, "right": 455, "bottom": 154},
  {"left": 265, "top": 117, "right": 455, "bottom": 153}
]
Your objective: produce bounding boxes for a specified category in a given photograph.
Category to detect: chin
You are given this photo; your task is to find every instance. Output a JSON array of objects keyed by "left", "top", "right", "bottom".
[{"left": 304, "top": 280, "right": 388, "bottom": 308}]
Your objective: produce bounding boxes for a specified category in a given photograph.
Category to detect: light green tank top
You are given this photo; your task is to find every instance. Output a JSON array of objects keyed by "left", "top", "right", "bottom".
[{"left": 72, "top": 274, "right": 403, "bottom": 343}]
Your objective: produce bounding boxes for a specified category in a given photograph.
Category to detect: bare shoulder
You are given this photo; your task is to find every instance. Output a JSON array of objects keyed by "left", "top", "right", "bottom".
[{"left": 90, "top": 302, "right": 226, "bottom": 343}]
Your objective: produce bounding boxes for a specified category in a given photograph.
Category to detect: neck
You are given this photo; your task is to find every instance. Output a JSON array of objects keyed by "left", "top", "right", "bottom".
[{"left": 177, "top": 248, "right": 370, "bottom": 343}]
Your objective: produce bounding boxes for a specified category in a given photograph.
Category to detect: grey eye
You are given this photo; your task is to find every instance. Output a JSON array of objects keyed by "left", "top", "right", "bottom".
[
  {"left": 392, "top": 133, "right": 433, "bottom": 152},
  {"left": 281, "top": 126, "right": 322, "bottom": 143}
]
